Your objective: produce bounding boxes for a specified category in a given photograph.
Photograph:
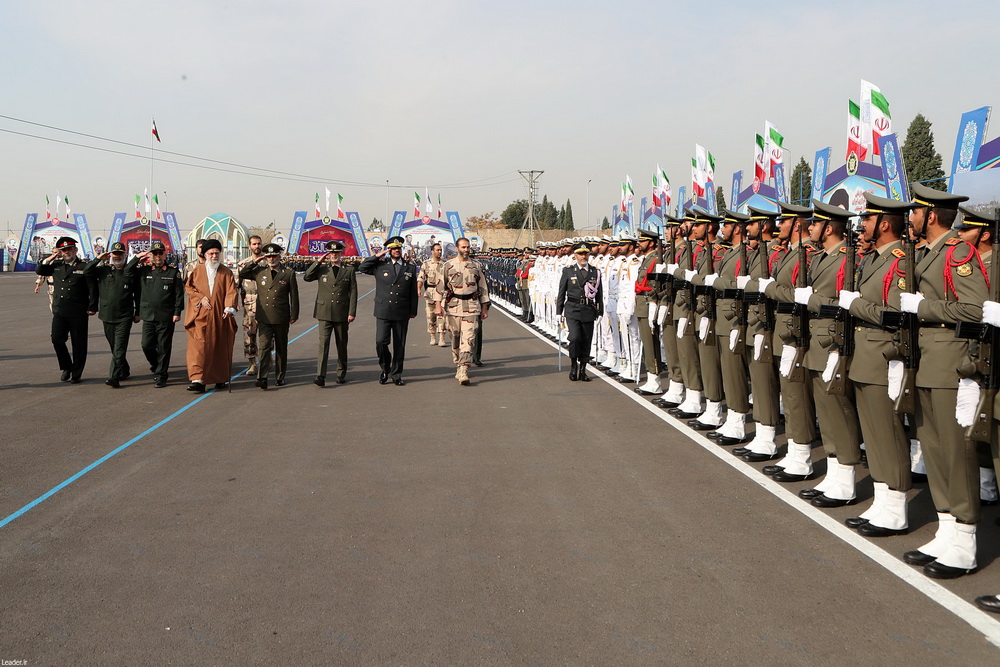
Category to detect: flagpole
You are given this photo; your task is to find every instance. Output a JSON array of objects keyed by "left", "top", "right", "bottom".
[{"left": 149, "top": 118, "right": 154, "bottom": 246}]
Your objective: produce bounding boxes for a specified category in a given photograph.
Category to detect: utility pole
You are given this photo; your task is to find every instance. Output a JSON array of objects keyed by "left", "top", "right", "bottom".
[{"left": 516, "top": 170, "right": 543, "bottom": 248}]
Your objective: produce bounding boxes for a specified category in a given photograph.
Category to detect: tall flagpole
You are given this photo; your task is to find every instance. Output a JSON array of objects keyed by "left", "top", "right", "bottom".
[{"left": 149, "top": 117, "right": 154, "bottom": 246}]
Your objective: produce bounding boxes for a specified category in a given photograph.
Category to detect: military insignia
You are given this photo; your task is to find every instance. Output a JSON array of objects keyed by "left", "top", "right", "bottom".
[
  {"left": 956, "top": 263, "right": 973, "bottom": 277},
  {"left": 383, "top": 272, "right": 389, "bottom": 277},
  {"left": 891, "top": 248, "right": 905, "bottom": 258},
  {"left": 322, "top": 276, "right": 327, "bottom": 282},
  {"left": 839, "top": 247, "right": 848, "bottom": 253},
  {"left": 262, "top": 278, "right": 267, "bottom": 284},
  {"left": 897, "top": 277, "right": 906, "bottom": 290},
  {"left": 945, "top": 238, "right": 961, "bottom": 245}
]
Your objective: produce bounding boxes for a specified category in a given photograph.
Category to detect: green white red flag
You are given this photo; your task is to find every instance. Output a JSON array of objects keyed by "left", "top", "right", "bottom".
[
  {"left": 153, "top": 194, "right": 161, "bottom": 220},
  {"left": 754, "top": 134, "right": 767, "bottom": 184},
  {"left": 846, "top": 99, "right": 867, "bottom": 162},
  {"left": 135, "top": 194, "right": 141, "bottom": 219},
  {"left": 337, "top": 193, "right": 344, "bottom": 219},
  {"left": 860, "top": 80, "right": 891, "bottom": 157},
  {"left": 45, "top": 195, "right": 51, "bottom": 220},
  {"left": 413, "top": 192, "right": 421, "bottom": 218},
  {"left": 314, "top": 192, "right": 321, "bottom": 219},
  {"left": 765, "top": 121, "right": 784, "bottom": 177}
]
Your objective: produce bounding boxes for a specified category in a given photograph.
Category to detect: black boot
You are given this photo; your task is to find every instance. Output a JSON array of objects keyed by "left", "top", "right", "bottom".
[
  {"left": 569, "top": 359, "right": 579, "bottom": 381},
  {"left": 578, "top": 360, "right": 591, "bottom": 382}
]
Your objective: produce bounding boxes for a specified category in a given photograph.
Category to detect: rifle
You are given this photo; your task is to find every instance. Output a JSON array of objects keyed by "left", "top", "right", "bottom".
[
  {"left": 955, "top": 207, "right": 1000, "bottom": 440},
  {"left": 698, "top": 236, "right": 718, "bottom": 346},
  {"left": 660, "top": 225, "right": 677, "bottom": 322},
  {"left": 881, "top": 218, "right": 920, "bottom": 415},
  {"left": 745, "top": 225, "right": 775, "bottom": 363},
  {"left": 819, "top": 219, "right": 857, "bottom": 395},
  {"left": 778, "top": 219, "right": 811, "bottom": 382},
  {"left": 680, "top": 236, "right": 696, "bottom": 336},
  {"left": 721, "top": 221, "right": 750, "bottom": 357}
]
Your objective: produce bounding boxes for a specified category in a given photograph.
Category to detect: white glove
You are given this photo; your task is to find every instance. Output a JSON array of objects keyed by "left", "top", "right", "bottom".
[
  {"left": 656, "top": 304, "right": 668, "bottom": 326},
  {"left": 758, "top": 277, "right": 775, "bottom": 293},
  {"left": 684, "top": 270, "right": 697, "bottom": 282},
  {"left": 698, "top": 315, "right": 711, "bottom": 340},
  {"left": 729, "top": 329, "right": 740, "bottom": 351},
  {"left": 647, "top": 302, "right": 657, "bottom": 321},
  {"left": 900, "top": 292, "right": 924, "bottom": 314},
  {"left": 704, "top": 273, "right": 719, "bottom": 287},
  {"left": 779, "top": 344, "right": 797, "bottom": 378},
  {"left": 839, "top": 290, "right": 861, "bottom": 310},
  {"left": 822, "top": 351, "right": 840, "bottom": 384},
  {"left": 654, "top": 263, "right": 666, "bottom": 273},
  {"left": 676, "top": 317, "right": 687, "bottom": 338},
  {"left": 736, "top": 275, "right": 752, "bottom": 290},
  {"left": 794, "top": 286, "right": 813, "bottom": 305},
  {"left": 983, "top": 300, "right": 1000, "bottom": 327},
  {"left": 666, "top": 263, "right": 679, "bottom": 274},
  {"left": 753, "top": 333, "right": 765, "bottom": 361},
  {"left": 887, "top": 359, "right": 904, "bottom": 400},
  {"left": 956, "top": 377, "right": 981, "bottom": 427}
]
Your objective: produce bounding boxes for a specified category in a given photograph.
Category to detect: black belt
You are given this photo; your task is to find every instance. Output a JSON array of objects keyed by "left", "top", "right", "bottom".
[
  {"left": 920, "top": 322, "right": 956, "bottom": 329},
  {"left": 567, "top": 296, "right": 597, "bottom": 305},
  {"left": 452, "top": 292, "right": 478, "bottom": 300}
]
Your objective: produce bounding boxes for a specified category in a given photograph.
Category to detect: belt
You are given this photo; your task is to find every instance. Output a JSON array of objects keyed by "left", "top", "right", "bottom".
[
  {"left": 920, "top": 322, "right": 956, "bottom": 329},
  {"left": 452, "top": 292, "right": 478, "bottom": 300},
  {"left": 567, "top": 296, "right": 596, "bottom": 304},
  {"left": 425, "top": 282, "right": 437, "bottom": 287}
]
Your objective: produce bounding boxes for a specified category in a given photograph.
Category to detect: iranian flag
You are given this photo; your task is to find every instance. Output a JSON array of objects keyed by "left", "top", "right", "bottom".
[
  {"left": 425, "top": 187, "right": 432, "bottom": 216},
  {"left": 135, "top": 194, "right": 141, "bottom": 219},
  {"left": 45, "top": 195, "right": 51, "bottom": 220},
  {"left": 659, "top": 165, "right": 671, "bottom": 205},
  {"left": 625, "top": 175, "right": 634, "bottom": 206},
  {"left": 754, "top": 134, "right": 767, "bottom": 183},
  {"left": 337, "top": 193, "right": 344, "bottom": 219},
  {"left": 707, "top": 151, "right": 716, "bottom": 183},
  {"left": 860, "top": 80, "right": 891, "bottom": 157},
  {"left": 652, "top": 171, "right": 661, "bottom": 208},
  {"left": 325, "top": 187, "right": 332, "bottom": 215},
  {"left": 153, "top": 194, "right": 161, "bottom": 220},
  {"left": 314, "top": 192, "right": 321, "bottom": 219},
  {"left": 65, "top": 195, "right": 71, "bottom": 220},
  {"left": 691, "top": 158, "right": 706, "bottom": 198},
  {"left": 413, "top": 192, "right": 421, "bottom": 218},
  {"left": 846, "top": 99, "right": 868, "bottom": 162},
  {"left": 765, "top": 121, "right": 784, "bottom": 177},
  {"left": 620, "top": 183, "right": 627, "bottom": 213},
  {"left": 437, "top": 193, "right": 442, "bottom": 219}
]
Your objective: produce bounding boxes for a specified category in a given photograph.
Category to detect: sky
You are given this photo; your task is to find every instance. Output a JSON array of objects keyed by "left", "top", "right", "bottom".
[{"left": 2, "top": 0, "right": 999, "bottom": 238}]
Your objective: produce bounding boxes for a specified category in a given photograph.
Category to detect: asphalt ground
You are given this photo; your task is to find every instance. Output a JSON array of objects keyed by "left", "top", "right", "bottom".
[{"left": 1, "top": 270, "right": 999, "bottom": 665}]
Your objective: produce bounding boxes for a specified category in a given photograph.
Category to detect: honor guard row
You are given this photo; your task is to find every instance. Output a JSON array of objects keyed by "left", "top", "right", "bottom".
[{"left": 482, "top": 186, "right": 1000, "bottom": 613}]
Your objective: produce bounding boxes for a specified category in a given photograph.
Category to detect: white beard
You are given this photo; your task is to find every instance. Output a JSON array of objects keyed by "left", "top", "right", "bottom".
[
  {"left": 206, "top": 259, "right": 221, "bottom": 271},
  {"left": 110, "top": 258, "right": 125, "bottom": 267}
]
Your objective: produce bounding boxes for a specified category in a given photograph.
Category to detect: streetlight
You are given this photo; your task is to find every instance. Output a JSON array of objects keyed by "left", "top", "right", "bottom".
[{"left": 587, "top": 179, "right": 592, "bottom": 231}]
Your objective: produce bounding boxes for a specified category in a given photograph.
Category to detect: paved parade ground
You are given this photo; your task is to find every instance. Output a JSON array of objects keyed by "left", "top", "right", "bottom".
[{"left": 2, "top": 270, "right": 1000, "bottom": 664}]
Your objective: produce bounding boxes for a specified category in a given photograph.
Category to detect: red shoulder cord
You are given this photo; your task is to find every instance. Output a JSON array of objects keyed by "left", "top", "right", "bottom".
[
  {"left": 713, "top": 245, "right": 728, "bottom": 262},
  {"left": 835, "top": 255, "right": 848, "bottom": 292},
  {"left": 768, "top": 247, "right": 785, "bottom": 275},
  {"left": 944, "top": 242, "right": 989, "bottom": 299},
  {"left": 882, "top": 257, "right": 904, "bottom": 305},
  {"left": 635, "top": 260, "right": 655, "bottom": 294}
]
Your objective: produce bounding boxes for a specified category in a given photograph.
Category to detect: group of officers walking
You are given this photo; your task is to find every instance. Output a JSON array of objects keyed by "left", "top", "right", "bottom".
[
  {"left": 35, "top": 232, "right": 491, "bottom": 394},
  {"left": 487, "top": 183, "right": 1000, "bottom": 613}
]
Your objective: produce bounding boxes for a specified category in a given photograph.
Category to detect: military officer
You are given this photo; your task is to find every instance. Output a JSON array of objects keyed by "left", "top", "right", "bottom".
[
  {"left": 417, "top": 241, "right": 449, "bottom": 346},
  {"left": 35, "top": 237, "right": 97, "bottom": 383},
  {"left": 236, "top": 234, "right": 264, "bottom": 375},
  {"left": 666, "top": 212, "right": 706, "bottom": 417},
  {"left": 238, "top": 243, "right": 299, "bottom": 389},
  {"left": 896, "top": 183, "right": 986, "bottom": 579},
  {"left": 83, "top": 241, "right": 140, "bottom": 388},
  {"left": 358, "top": 235, "right": 419, "bottom": 385},
  {"left": 634, "top": 229, "right": 665, "bottom": 394},
  {"left": 516, "top": 248, "right": 534, "bottom": 322},
  {"left": 304, "top": 240, "right": 357, "bottom": 386},
  {"left": 557, "top": 244, "right": 603, "bottom": 381},
  {"left": 434, "top": 237, "right": 491, "bottom": 385},
  {"left": 127, "top": 242, "right": 185, "bottom": 388}
]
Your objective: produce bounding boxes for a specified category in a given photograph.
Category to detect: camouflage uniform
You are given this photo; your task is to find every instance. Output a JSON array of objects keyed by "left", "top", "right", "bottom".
[
  {"left": 237, "top": 256, "right": 260, "bottom": 371},
  {"left": 435, "top": 257, "right": 491, "bottom": 381},
  {"left": 419, "top": 257, "right": 448, "bottom": 345}
]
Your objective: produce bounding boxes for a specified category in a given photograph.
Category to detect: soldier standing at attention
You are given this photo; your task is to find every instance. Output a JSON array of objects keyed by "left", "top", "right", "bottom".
[
  {"left": 435, "top": 237, "right": 490, "bottom": 385},
  {"left": 35, "top": 237, "right": 97, "bottom": 383},
  {"left": 182, "top": 238, "right": 206, "bottom": 281},
  {"left": 236, "top": 234, "right": 264, "bottom": 375},
  {"left": 358, "top": 236, "right": 419, "bottom": 386},
  {"left": 304, "top": 240, "right": 357, "bottom": 386},
  {"left": 418, "top": 242, "right": 448, "bottom": 346},
  {"left": 557, "top": 244, "right": 603, "bottom": 382},
  {"left": 238, "top": 243, "right": 299, "bottom": 389},
  {"left": 83, "top": 241, "right": 139, "bottom": 388},
  {"left": 128, "top": 242, "right": 185, "bottom": 388}
]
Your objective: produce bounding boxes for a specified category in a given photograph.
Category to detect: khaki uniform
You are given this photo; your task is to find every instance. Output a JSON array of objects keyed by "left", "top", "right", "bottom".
[
  {"left": 237, "top": 256, "right": 261, "bottom": 368},
  {"left": 435, "top": 257, "right": 491, "bottom": 367},
  {"left": 419, "top": 258, "right": 447, "bottom": 341},
  {"left": 746, "top": 242, "right": 781, "bottom": 428},
  {"left": 670, "top": 242, "right": 704, "bottom": 391},
  {"left": 712, "top": 243, "right": 751, "bottom": 414},
  {"left": 635, "top": 250, "right": 663, "bottom": 378}
]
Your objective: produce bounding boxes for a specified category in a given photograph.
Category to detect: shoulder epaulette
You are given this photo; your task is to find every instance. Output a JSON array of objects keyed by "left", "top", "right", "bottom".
[
  {"left": 945, "top": 238, "right": 962, "bottom": 245},
  {"left": 891, "top": 248, "right": 905, "bottom": 258},
  {"left": 838, "top": 246, "right": 848, "bottom": 253}
]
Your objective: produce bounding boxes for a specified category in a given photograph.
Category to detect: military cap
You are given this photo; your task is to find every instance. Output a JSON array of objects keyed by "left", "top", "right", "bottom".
[
  {"left": 384, "top": 236, "right": 405, "bottom": 249},
  {"left": 573, "top": 244, "right": 590, "bottom": 255},
  {"left": 812, "top": 199, "right": 855, "bottom": 223},
  {"left": 325, "top": 240, "right": 345, "bottom": 252},
  {"left": 55, "top": 236, "right": 77, "bottom": 249},
  {"left": 746, "top": 205, "right": 779, "bottom": 221},
  {"left": 619, "top": 233, "right": 637, "bottom": 243},
  {"left": 777, "top": 201, "right": 813, "bottom": 219},
  {"left": 601, "top": 235, "right": 613, "bottom": 242},
  {"left": 860, "top": 193, "right": 910, "bottom": 217},
  {"left": 722, "top": 208, "right": 750, "bottom": 224},
  {"left": 201, "top": 239, "right": 223, "bottom": 253},
  {"left": 150, "top": 241, "right": 167, "bottom": 253},
  {"left": 954, "top": 206, "right": 997, "bottom": 230},
  {"left": 262, "top": 243, "right": 282, "bottom": 256},
  {"left": 638, "top": 229, "right": 659, "bottom": 240},
  {"left": 682, "top": 210, "right": 698, "bottom": 223},
  {"left": 664, "top": 214, "right": 683, "bottom": 226},
  {"left": 909, "top": 182, "right": 969, "bottom": 210},
  {"left": 109, "top": 241, "right": 127, "bottom": 253},
  {"left": 692, "top": 208, "right": 724, "bottom": 224}
]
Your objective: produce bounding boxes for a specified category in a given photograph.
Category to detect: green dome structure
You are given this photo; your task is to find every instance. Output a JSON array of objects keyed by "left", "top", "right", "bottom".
[{"left": 185, "top": 212, "right": 250, "bottom": 263}]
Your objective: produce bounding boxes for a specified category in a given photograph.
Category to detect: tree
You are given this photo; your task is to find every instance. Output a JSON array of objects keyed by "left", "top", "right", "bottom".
[
  {"left": 790, "top": 157, "right": 812, "bottom": 205},
  {"left": 247, "top": 223, "right": 276, "bottom": 244},
  {"left": 563, "top": 199, "right": 575, "bottom": 230},
  {"left": 466, "top": 212, "right": 505, "bottom": 230},
  {"left": 902, "top": 113, "right": 946, "bottom": 190},
  {"left": 601, "top": 216, "right": 610, "bottom": 230},
  {"left": 538, "top": 195, "right": 558, "bottom": 229},
  {"left": 557, "top": 204, "right": 565, "bottom": 230},
  {"left": 714, "top": 186, "right": 727, "bottom": 213},
  {"left": 500, "top": 199, "right": 530, "bottom": 229}
]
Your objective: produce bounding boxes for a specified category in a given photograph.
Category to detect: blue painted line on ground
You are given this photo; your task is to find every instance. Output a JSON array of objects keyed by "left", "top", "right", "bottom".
[{"left": 1, "top": 284, "right": 376, "bottom": 530}]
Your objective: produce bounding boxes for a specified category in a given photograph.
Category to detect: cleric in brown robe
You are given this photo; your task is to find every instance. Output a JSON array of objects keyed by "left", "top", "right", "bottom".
[{"left": 184, "top": 239, "right": 239, "bottom": 393}]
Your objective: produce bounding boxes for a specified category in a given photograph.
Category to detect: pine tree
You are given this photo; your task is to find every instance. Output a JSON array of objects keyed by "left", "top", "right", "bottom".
[
  {"left": 902, "top": 113, "right": 946, "bottom": 191},
  {"left": 557, "top": 204, "right": 565, "bottom": 230},
  {"left": 601, "top": 216, "right": 610, "bottom": 230},
  {"left": 715, "top": 186, "right": 727, "bottom": 213},
  {"left": 563, "top": 199, "right": 575, "bottom": 230},
  {"left": 790, "top": 157, "right": 813, "bottom": 205}
]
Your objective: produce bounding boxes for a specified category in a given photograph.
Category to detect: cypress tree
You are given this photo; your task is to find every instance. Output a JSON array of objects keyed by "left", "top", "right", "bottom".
[{"left": 902, "top": 113, "right": 946, "bottom": 190}]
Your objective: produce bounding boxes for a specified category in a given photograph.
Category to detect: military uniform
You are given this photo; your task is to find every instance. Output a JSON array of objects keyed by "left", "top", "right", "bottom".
[
  {"left": 634, "top": 230, "right": 664, "bottom": 393},
  {"left": 238, "top": 244, "right": 300, "bottom": 387},
  {"left": 435, "top": 254, "right": 491, "bottom": 384},
  {"left": 35, "top": 238, "right": 97, "bottom": 382},
  {"left": 83, "top": 242, "right": 140, "bottom": 387},
  {"left": 687, "top": 210, "right": 728, "bottom": 428},
  {"left": 557, "top": 246, "right": 603, "bottom": 381},
  {"left": 357, "top": 236, "right": 419, "bottom": 384},
  {"left": 418, "top": 256, "right": 448, "bottom": 345},
  {"left": 237, "top": 253, "right": 263, "bottom": 374},
  {"left": 128, "top": 242, "right": 185, "bottom": 388},
  {"left": 303, "top": 242, "right": 358, "bottom": 385},
  {"left": 668, "top": 218, "right": 706, "bottom": 416}
]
